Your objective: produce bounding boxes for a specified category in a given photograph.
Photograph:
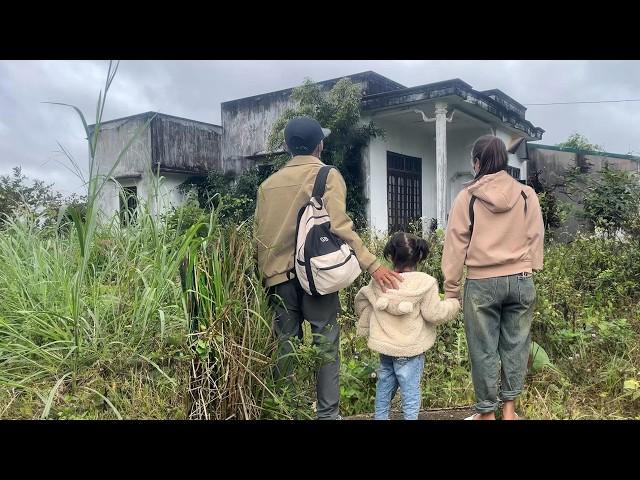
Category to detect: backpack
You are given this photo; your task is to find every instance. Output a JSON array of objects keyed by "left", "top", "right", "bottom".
[
  {"left": 468, "top": 190, "right": 528, "bottom": 238},
  {"left": 294, "top": 165, "right": 361, "bottom": 296}
]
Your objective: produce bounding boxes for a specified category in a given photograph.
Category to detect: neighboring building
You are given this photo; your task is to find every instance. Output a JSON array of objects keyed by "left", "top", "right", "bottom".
[
  {"left": 89, "top": 112, "right": 221, "bottom": 223},
  {"left": 527, "top": 143, "right": 640, "bottom": 235},
  {"left": 92, "top": 71, "right": 545, "bottom": 232},
  {"left": 528, "top": 144, "right": 640, "bottom": 182}
]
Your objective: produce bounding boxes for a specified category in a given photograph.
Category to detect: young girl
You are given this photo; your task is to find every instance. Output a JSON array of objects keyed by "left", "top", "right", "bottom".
[
  {"left": 355, "top": 232, "right": 460, "bottom": 420},
  {"left": 442, "top": 135, "right": 544, "bottom": 420}
]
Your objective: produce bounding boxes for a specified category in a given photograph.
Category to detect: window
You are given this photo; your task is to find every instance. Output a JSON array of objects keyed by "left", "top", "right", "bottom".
[
  {"left": 119, "top": 186, "right": 138, "bottom": 226},
  {"left": 506, "top": 165, "right": 521, "bottom": 180},
  {"left": 387, "top": 151, "right": 422, "bottom": 233}
]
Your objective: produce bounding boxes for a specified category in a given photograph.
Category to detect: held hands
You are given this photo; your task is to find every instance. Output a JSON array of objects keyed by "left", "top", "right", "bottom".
[{"left": 372, "top": 265, "right": 403, "bottom": 293}]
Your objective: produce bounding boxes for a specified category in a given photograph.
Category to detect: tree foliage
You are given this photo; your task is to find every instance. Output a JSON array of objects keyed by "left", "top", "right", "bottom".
[
  {"left": 266, "top": 78, "right": 384, "bottom": 228},
  {"left": 0, "top": 166, "right": 86, "bottom": 227},
  {"left": 557, "top": 132, "right": 604, "bottom": 152}
]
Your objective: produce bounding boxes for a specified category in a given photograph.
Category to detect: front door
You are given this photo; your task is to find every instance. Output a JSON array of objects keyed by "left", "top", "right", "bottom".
[{"left": 387, "top": 151, "right": 422, "bottom": 233}]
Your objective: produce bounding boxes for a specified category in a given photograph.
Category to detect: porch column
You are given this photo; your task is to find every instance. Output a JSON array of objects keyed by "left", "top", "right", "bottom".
[{"left": 435, "top": 102, "right": 448, "bottom": 229}]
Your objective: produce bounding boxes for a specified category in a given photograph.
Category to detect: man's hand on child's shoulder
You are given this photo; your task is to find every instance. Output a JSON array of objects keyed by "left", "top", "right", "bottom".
[{"left": 372, "top": 265, "right": 403, "bottom": 293}]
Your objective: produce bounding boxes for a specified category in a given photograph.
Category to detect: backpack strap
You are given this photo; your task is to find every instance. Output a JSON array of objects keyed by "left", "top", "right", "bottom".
[
  {"left": 287, "top": 165, "right": 335, "bottom": 283},
  {"left": 468, "top": 195, "right": 477, "bottom": 237},
  {"left": 312, "top": 165, "right": 334, "bottom": 201},
  {"left": 469, "top": 190, "right": 528, "bottom": 237}
]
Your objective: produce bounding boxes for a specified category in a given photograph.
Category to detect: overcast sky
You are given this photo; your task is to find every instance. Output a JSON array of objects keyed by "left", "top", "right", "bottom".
[{"left": 1, "top": 60, "right": 639, "bottom": 195}]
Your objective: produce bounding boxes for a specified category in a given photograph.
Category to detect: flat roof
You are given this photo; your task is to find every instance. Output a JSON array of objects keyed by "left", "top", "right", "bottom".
[
  {"left": 529, "top": 143, "right": 640, "bottom": 162},
  {"left": 88, "top": 111, "right": 221, "bottom": 129},
  {"left": 361, "top": 78, "right": 544, "bottom": 140},
  {"left": 222, "top": 71, "right": 405, "bottom": 106}
]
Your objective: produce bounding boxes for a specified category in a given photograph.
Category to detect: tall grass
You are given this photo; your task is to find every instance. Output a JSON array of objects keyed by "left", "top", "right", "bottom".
[
  {"left": 0, "top": 211, "right": 190, "bottom": 416},
  {"left": 0, "top": 57, "right": 293, "bottom": 418},
  {"left": 0, "top": 61, "right": 194, "bottom": 418},
  {"left": 180, "top": 207, "right": 279, "bottom": 419}
]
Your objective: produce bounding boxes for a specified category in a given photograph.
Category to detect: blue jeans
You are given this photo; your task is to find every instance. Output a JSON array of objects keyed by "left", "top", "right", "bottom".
[
  {"left": 464, "top": 274, "right": 536, "bottom": 414},
  {"left": 375, "top": 353, "right": 425, "bottom": 420}
]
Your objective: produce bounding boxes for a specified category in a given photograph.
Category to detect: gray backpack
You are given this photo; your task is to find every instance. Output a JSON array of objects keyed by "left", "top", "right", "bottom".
[{"left": 294, "top": 166, "right": 361, "bottom": 296}]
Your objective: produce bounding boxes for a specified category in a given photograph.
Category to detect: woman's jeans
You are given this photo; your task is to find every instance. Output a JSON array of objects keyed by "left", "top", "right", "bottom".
[
  {"left": 375, "top": 353, "right": 425, "bottom": 420},
  {"left": 464, "top": 274, "right": 536, "bottom": 413}
]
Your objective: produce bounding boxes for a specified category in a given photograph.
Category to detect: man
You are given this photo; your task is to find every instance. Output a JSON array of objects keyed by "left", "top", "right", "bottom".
[{"left": 254, "top": 116, "right": 402, "bottom": 420}]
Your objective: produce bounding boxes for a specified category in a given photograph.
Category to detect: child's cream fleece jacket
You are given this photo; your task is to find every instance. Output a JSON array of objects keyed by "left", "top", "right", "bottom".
[{"left": 355, "top": 271, "right": 460, "bottom": 357}]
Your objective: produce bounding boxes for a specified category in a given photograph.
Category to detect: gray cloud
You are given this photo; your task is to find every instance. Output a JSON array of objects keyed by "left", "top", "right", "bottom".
[{"left": 1, "top": 60, "right": 639, "bottom": 195}]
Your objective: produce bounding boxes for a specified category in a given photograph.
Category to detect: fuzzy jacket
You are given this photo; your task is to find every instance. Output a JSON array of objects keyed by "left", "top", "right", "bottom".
[{"left": 355, "top": 271, "right": 460, "bottom": 357}]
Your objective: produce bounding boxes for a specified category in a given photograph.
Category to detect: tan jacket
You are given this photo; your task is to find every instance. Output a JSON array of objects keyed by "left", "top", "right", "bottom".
[
  {"left": 355, "top": 272, "right": 460, "bottom": 357},
  {"left": 442, "top": 170, "right": 545, "bottom": 299},
  {"left": 255, "top": 155, "right": 380, "bottom": 288}
]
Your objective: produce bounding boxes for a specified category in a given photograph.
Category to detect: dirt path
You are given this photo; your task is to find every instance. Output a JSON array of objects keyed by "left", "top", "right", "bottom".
[{"left": 346, "top": 406, "right": 475, "bottom": 420}]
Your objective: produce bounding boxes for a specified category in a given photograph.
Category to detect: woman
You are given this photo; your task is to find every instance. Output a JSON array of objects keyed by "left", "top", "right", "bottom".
[{"left": 442, "top": 135, "right": 544, "bottom": 420}]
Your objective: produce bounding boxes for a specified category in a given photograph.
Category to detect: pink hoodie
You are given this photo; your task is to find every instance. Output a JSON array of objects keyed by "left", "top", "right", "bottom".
[{"left": 442, "top": 170, "right": 545, "bottom": 299}]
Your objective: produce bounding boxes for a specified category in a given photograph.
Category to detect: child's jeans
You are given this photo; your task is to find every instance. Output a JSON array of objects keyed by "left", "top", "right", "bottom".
[{"left": 375, "top": 353, "right": 425, "bottom": 420}]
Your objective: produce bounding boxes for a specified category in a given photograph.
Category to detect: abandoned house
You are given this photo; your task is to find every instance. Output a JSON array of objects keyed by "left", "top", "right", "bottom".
[
  {"left": 90, "top": 112, "right": 221, "bottom": 223},
  {"left": 92, "top": 71, "right": 546, "bottom": 232}
]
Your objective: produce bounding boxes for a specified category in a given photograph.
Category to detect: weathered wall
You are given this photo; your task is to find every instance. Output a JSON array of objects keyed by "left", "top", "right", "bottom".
[
  {"left": 221, "top": 72, "right": 405, "bottom": 174},
  {"left": 529, "top": 146, "right": 640, "bottom": 183},
  {"left": 221, "top": 91, "right": 295, "bottom": 173},
  {"left": 528, "top": 145, "right": 640, "bottom": 236},
  {"left": 143, "top": 172, "right": 192, "bottom": 217},
  {"left": 93, "top": 115, "right": 152, "bottom": 180},
  {"left": 152, "top": 115, "right": 222, "bottom": 174},
  {"left": 447, "top": 126, "right": 496, "bottom": 213},
  {"left": 92, "top": 113, "right": 219, "bottom": 222},
  {"left": 92, "top": 115, "right": 152, "bottom": 221},
  {"left": 96, "top": 172, "right": 191, "bottom": 223},
  {"left": 362, "top": 118, "right": 527, "bottom": 234}
]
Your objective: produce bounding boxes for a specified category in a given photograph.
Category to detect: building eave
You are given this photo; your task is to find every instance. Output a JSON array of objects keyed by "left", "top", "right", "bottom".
[
  {"left": 88, "top": 111, "right": 221, "bottom": 132},
  {"left": 362, "top": 79, "right": 544, "bottom": 141},
  {"left": 221, "top": 71, "right": 406, "bottom": 109},
  {"left": 529, "top": 143, "right": 640, "bottom": 162}
]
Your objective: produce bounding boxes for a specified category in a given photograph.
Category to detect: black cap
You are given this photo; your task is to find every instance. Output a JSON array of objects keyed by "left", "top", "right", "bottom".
[{"left": 284, "top": 116, "right": 331, "bottom": 155}]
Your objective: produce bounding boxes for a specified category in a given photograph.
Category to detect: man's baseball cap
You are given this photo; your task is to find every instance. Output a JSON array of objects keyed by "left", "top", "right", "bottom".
[{"left": 284, "top": 116, "right": 331, "bottom": 155}]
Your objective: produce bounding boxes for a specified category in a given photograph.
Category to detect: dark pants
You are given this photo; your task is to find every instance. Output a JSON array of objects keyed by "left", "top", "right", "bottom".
[{"left": 268, "top": 279, "right": 341, "bottom": 419}]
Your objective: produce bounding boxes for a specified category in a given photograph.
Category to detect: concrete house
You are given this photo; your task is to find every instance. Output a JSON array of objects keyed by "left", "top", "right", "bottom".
[
  {"left": 221, "top": 71, "right": 544, "bottom": 232},
  {"left": 93, "top": 71, "right": 545, "bottom": 233},
  {"left": 90, "top": 112, "right": 221, "bottom": 223}
]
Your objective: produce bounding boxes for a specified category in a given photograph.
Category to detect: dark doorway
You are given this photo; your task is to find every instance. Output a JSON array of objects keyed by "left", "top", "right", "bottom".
[{"left": 119, "top": 186, "right": 138, "bottom": 226}]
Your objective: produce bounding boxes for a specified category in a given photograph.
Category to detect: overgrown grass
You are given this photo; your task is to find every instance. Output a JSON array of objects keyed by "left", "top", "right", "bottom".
[
  {"left": 2, "top": 204, "right": 640, "bottom": 419},
  {"left": 0, "top": 206, "right": 193, "bottom": 418},
  {"left": 337, "top": 228, "right": 640, "bottom": 419},
  {"left": 1, "top": 61, "right": 638, "bottom": 419}
]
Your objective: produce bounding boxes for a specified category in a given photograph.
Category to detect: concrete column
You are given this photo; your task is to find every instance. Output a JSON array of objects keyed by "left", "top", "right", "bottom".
[{"left": 434, "top": 102, "right": 448, "bottom": 229}]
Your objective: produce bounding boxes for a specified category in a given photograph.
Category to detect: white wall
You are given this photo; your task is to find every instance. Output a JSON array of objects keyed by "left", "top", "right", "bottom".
[
  {"left": 364, "top": 116, "right": 435, "bottom": 234},
  {"left": 446, "top": 126, "right": 490, "bottom": 215},
  {"left": 146, "top": 173, "right": 191, "bottom": 217},
  {"left": 96, "top": 172, "right": 190, "bottom": 225},
  {"left": 94, "top": 116, "right": 152, "bottom": 223},
  {"left": 495, "top": 127, "right": 527, "bottom": 179},
  {"left": 362, "top": 114, "right": 529, "bottom": 234}
]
